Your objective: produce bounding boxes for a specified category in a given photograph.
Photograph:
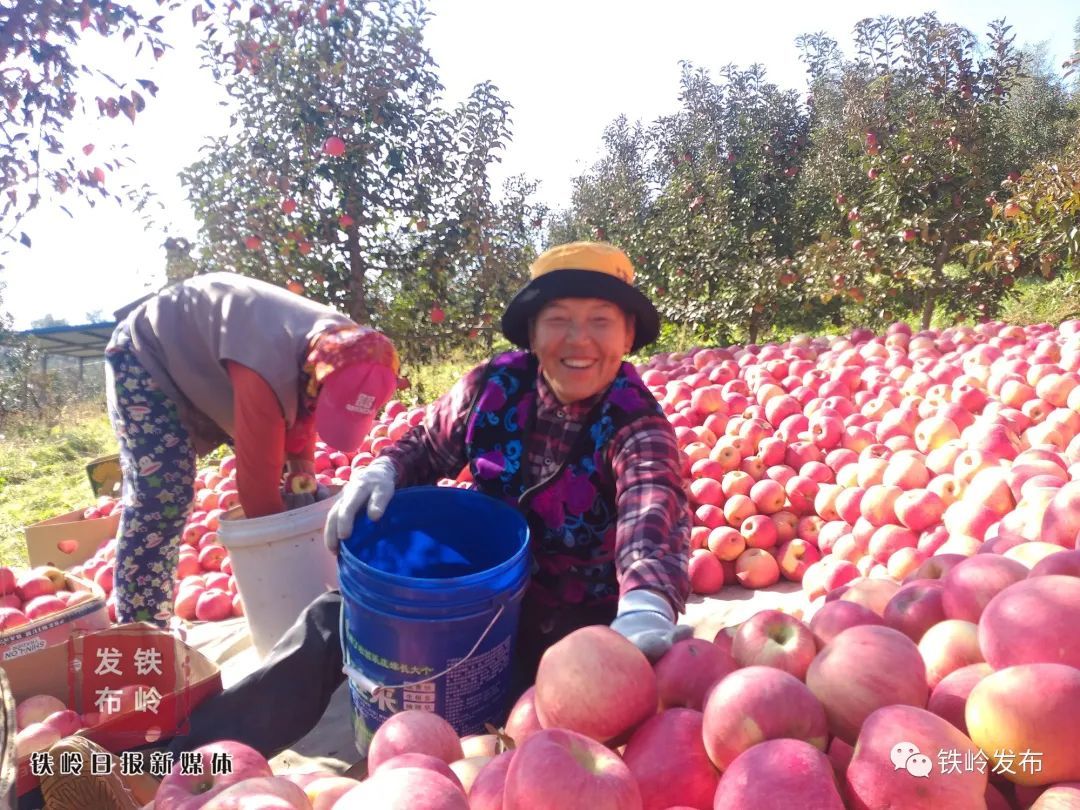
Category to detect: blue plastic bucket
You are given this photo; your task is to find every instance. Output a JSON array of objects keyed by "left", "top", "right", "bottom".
[{"left": 338, "top": 485, "right": 530, "bottom": 756}]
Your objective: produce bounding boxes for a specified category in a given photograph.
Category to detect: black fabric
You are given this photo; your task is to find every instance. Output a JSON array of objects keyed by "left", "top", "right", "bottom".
[
  {"left": 500, "top": 269, "right": 660, "bottom": 352},
  {"left": 164, "top": 591, "right": 346, "bottom": 760}
]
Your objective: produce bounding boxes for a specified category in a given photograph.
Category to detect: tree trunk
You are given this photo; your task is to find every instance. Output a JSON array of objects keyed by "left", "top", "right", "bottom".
[
  {"left": 345, "top": 225, "right": 368, "bottom": 324},
  {"left": 748, "top": 313, "right": 760, "bottom": 345},
  {"left": 920, "top": 294, "right": 935, "bottom": 330},
  {"left": 922, "top": 233, "right": 955, "bottom": 331}
]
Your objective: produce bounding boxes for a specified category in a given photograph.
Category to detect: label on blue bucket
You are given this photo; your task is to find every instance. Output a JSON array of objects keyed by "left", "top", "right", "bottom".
[{"left": 343, "top": 589, "right": 525, "bottom": 755}]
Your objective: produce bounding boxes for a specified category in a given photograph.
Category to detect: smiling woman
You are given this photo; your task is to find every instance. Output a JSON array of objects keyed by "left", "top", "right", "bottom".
[{"left": 528, "top": 298, "right": 635, "bottom": 404}]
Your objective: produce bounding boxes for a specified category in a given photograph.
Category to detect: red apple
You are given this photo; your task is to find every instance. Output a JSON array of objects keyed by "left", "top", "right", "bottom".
[
  {"left": 941, "top": 554, "right": 1028, "bottom": 623},
  {"left": 978, "top": 575, "right": 1080, "bottom": 669},
  {"left": 927, "top": 662, "right": 992, "bottom": 736},
  {"left": 740, "top": 514, "right": 778, "bottom": 549},
  {"left": 847, "top": 705, "right": 987, "bottom": 809},
  {"left": 1029, "top": 783, "right": 1080, "bottom": 808},
  {"left": 15, "top": 723, "right": 62, "bottom": 759},
  {"left": 0, "top": 566, "right": 16, "bottom": 596},
  {"left": 322, "top": 136, "right": 346, "bottom": 156},
  {"left": 375, "top": 753, "right": 463, "bottom": 791},
  {"left": 918, "top": 619, "right": 984, "bottom": 690},
  {"left": 15, "top": 570, "right": 55, "bottom": 602},
  {"left": 154, "top": 741, "right": 274, "bottom": 810},
  {"left": 882, "top": 581, "right": 947, "bottom": 642},
  {"left": 809, "top": 600, "right": 884, "bottom": 648},
  {"left": 1029, "top": 549, "right": 1080, "bottom": 578},
  {"left": 534, "top": 626, "right": 657, "bottom": 744},
  {"left": 806, "top": 624, "right": 930, "bottom": 744},
  {"left": 504, "top": 687, "right": 542, "bottom": 747},
  {"left": 839, "top": 577, "right": 901, "bottom": 617},
  {"left": 191, "top": 776, "right": 311, "bottom": 808},
  {"left": 502, "top": 728, "right": 642, "bottom": 810},
  {"left": 967, "top": 663, "right": 1080, "bottom": 787},
  {"left": 468, "top": 751, "right": 513, "bottom": 810},
  {"left": 734, "top": 547, "right": 780, "bottom": 589},
  {"left": 654, "top": 638, "right": 737, "bottom": 711},
  {"left": 732, "top": 609, "right": 817, "bottom": 680},
  {"left": 894, "top": 488, "right": 947, "bottom": 532},
  {"left": 622, "top": 709, "right": 718, "bottom": 810},
  {"left": 702, "top": 665, "right": 828, "bottom": 771},
  {"left": 174, "top": 586, "right": 204, "bottom": 621},
  {"left": 16, "top": 694, "right": 67, "bottom": 731},
  {"left": 712, "top": 738, "right": 844, "bottom": 809},
  {"left": 904, "top": 553, "right": 966, "bottom": 584},
  {"left": 366, "top": 710, "right": 463, "bottom": 772},
  {"left": 194, "top": 589, "right": 232, "bottom": 622},
  {"left": 22, "top": 594, "right": 65, "bottom": 621},
  {"left": 335, "top": 767, "right": 468, "bottom": 809},
  {"left": 707, "top": 526, "right": 745, "bottom": 561},
  {"left": 776, "top": 538, "right": 821, "bottom": 582},
  {"left": 688, "top": 549, "right": 725, "bottom": 594}
]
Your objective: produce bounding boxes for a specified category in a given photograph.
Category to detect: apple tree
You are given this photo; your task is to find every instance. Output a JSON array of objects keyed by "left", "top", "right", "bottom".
[
  {"left": 0, "top": 0, "right": 190, "bottom": 250},
  {"left": 793, "top": 14, "right": 1072, "bottom": 328},
  {"left": 180, "top": 0, "right": 526, "bottom": 354},
  {"left": 553, "top": 64, "right": 820, "bottom": 344},
  {"left": 967, "top": 129, "right": 1080, "bottom": 290}
]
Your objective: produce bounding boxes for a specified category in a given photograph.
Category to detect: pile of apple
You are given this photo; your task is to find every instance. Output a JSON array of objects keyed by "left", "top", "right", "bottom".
[
  {"left": 631, "top": 319, "right": 1080, "bottom": 598},
  {"left": 235, "top": 563, "right": 1076, "bottom": 810},
  {"left": 0, "top": 565, "right": 99, "bottom": 631}
]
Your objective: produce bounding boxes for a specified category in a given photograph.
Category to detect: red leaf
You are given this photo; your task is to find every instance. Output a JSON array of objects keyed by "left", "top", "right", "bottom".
[{"left": 83, "top": 144, "right": 94, "bottom": 156}]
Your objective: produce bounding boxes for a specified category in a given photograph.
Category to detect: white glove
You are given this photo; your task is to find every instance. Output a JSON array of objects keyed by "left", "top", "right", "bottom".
[
  {"left": 324, "top": 458, "right": 397, "bottom": 555},
  {"left": 609, "top": 589, "right": 693, "bottom": 662}
]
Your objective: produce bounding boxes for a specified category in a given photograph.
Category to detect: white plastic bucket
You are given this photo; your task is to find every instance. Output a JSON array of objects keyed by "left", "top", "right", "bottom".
[{"left": 217, "top": 495, "right": 341, "bottom": 659}]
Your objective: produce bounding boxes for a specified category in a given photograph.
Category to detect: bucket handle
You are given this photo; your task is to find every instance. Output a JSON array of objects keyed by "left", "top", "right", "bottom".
[{"left": 339, "top": 601, "right": 506, "bottom": 699}]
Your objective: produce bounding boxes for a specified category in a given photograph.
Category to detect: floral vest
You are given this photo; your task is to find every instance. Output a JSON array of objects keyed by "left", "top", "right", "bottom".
[{"left": 464, "top": 350, "right": 664, "bottom": 610}]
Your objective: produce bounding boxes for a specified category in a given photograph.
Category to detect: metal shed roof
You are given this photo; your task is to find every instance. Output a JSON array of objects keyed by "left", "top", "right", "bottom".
[{"left": 14, "top": 322, "right": 116, "bottom": 359}]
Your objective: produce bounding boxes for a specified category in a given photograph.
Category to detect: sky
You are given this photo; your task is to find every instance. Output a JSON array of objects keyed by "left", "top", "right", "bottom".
[{"left": 2, "top": 0, "right": 1077, "bottom": 329}]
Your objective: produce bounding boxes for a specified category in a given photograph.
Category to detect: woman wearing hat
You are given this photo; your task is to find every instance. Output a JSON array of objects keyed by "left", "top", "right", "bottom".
[
  {"left": 104, "top": 271, "right": 400, "bottom": 626},
  {"left": 327, "top": 240, "right": 692, "bottom": 671}
]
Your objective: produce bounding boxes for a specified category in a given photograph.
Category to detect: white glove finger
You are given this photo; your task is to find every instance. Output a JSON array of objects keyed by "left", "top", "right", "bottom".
[
  {"left": 367, "top": 481, "right": 393, "bottom": 521},
  {"left": 336, "top": 479, "right": 372, "bottom": 540},
  {"left": 323, "top": 506, "right": 341, "bottom": 554}
]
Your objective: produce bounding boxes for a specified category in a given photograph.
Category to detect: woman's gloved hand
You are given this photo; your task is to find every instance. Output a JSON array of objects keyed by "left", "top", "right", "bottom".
[
  {"left": 609, "top": 589, "right": 693, "bottom": 662},
  {"left": 282, "top": 483, "right": 331, "bottom": 511},
  {"left": 324, "top": 457, "right": 397, "bottom": 554}
]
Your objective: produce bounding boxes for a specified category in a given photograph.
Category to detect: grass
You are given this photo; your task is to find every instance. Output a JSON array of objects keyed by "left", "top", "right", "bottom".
[{"left": 0, "top": 402, "right": 116, "bottom": 567}]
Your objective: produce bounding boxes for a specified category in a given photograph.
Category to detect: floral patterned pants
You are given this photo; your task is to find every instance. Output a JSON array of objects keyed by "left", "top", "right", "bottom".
[{"left": 105, "top": 326, "right": 196, "bottom": 626}]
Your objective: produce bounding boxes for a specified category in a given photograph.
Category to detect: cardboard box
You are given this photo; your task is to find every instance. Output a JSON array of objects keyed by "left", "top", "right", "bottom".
[
  {"left": 0, "top": 574, "right": 108, "bottom": 664},
  {"left": 23, "top": 508, "right": 120, "bottom": 570},
  {"left": 6, "top": 623, "right": 223, "bottom": 796}
]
